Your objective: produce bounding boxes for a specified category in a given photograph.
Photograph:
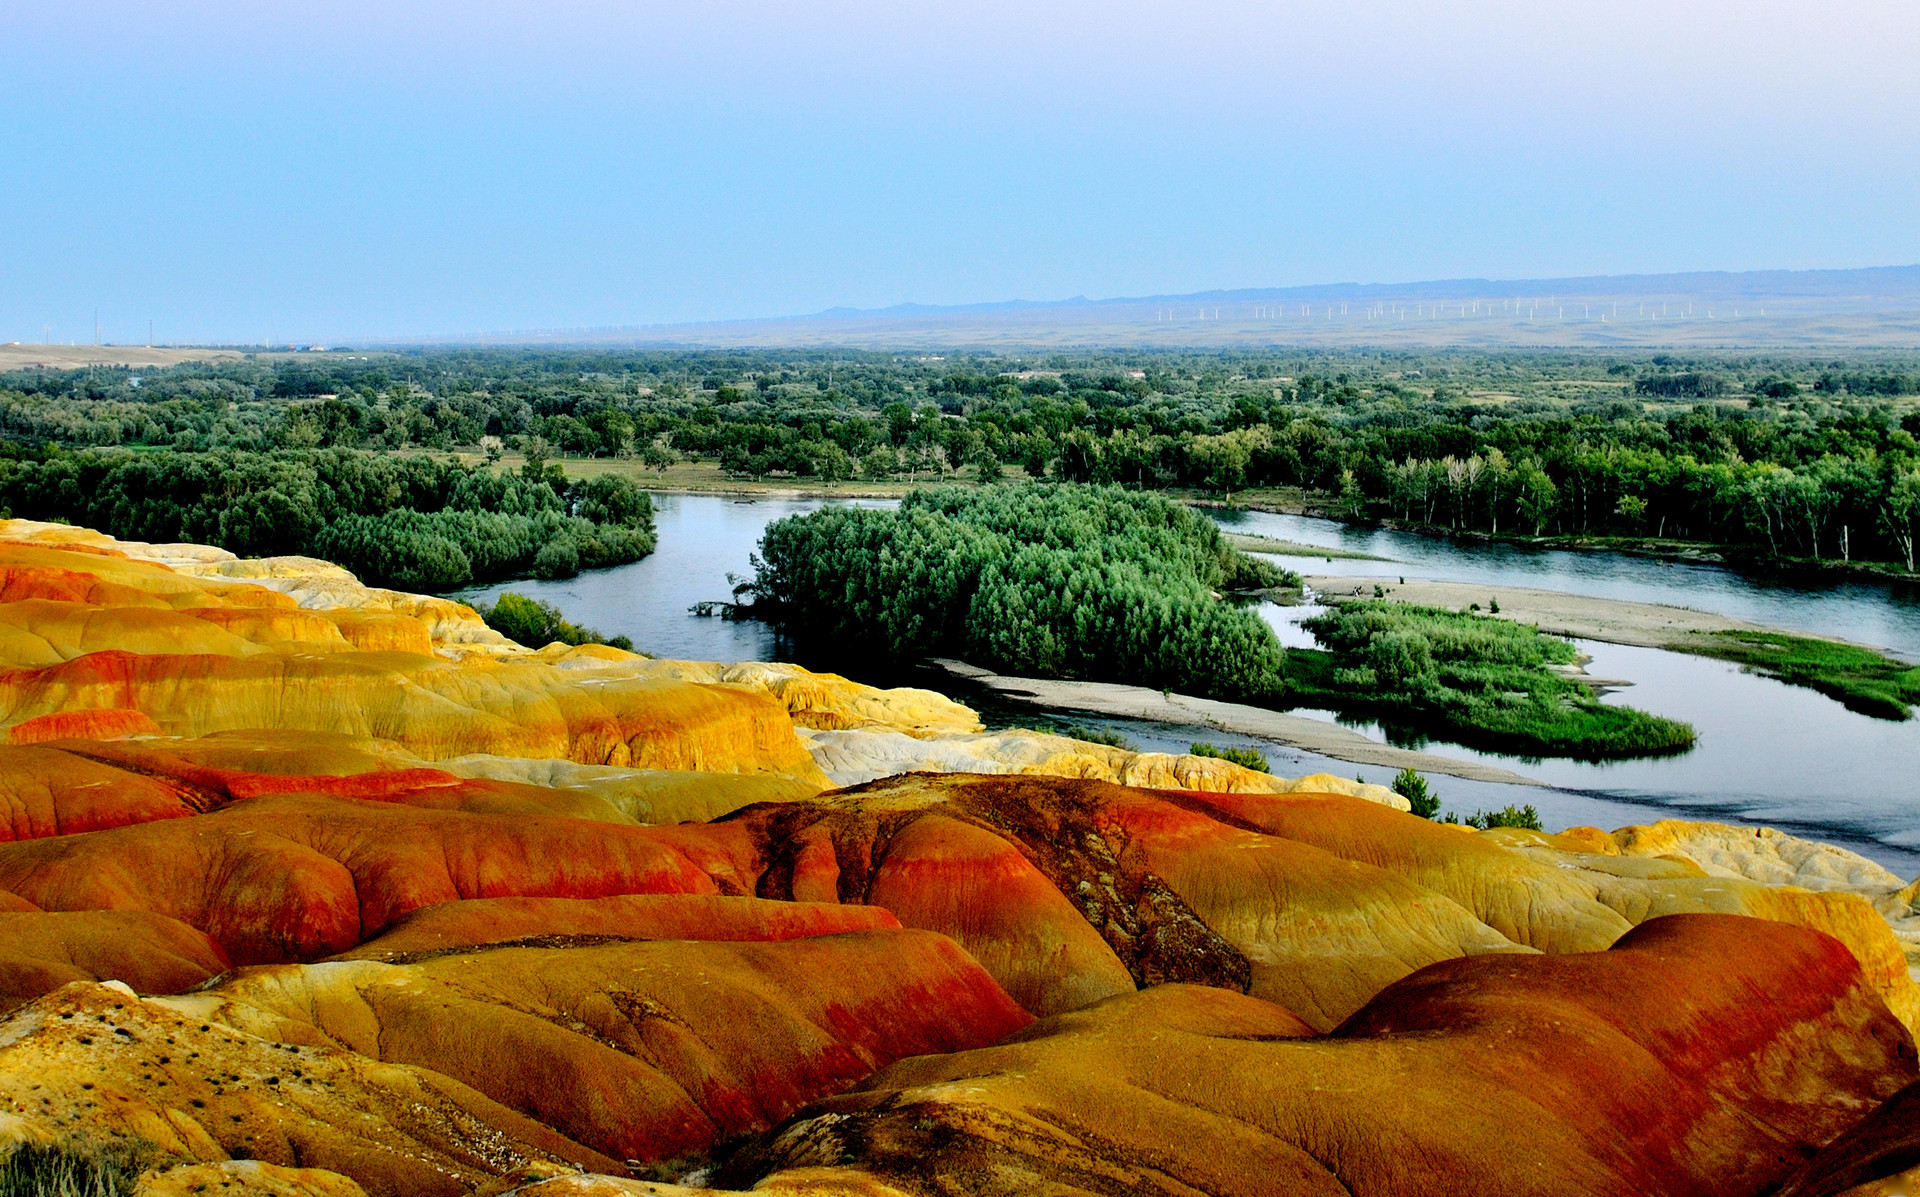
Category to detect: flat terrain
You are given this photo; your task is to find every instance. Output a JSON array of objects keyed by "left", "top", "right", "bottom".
[
  {"left": 1304, "top": 575, "right": 1767, "bottom": 649},
  {"left": 0, "top": 343, "right": 247, "bottom": 369},
  {"left": 1226, "top": 533, "right": 1385, "bottom": 560}
]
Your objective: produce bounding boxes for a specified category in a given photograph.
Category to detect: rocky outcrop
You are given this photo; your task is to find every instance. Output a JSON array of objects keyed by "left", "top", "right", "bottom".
[
  {"left": 0, "top": 980, "right": 621, "bottom": 1197},
  {"left": 164, "top": 931, "right": 1031, "bottom": 1169},
  {"left": 2, "top": 520, "right": 1917, "bottom": 1197},
  {"left": 136, "top": 1161, "right": 371, "bottom": 1197},
  {"left": 717, "top": 916, "right": 1917, "bottom": 1197},
  {"left": 0, "top": 909, "right": 228, "bottom": 1012}
]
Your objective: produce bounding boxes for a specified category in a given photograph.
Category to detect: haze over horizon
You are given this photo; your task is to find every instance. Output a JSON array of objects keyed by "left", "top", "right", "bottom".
[{"left": 5, "top": 1, "right": 1918, "bottom": 345}]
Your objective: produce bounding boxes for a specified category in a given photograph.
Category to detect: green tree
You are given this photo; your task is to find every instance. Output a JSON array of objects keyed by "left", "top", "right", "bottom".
[{"left": 1392, "top": 767, "right": 1440, "bottom": 818}]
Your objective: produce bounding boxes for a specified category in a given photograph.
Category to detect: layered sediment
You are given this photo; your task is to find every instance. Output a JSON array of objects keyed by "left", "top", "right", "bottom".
[{"left": 1, "top": 520, "right": 1917, "bottom": 1197}]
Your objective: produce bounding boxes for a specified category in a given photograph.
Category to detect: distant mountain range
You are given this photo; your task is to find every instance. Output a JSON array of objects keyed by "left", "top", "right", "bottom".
[{"left": 430, "top": 264, "right": 1920, "bottom": 350}]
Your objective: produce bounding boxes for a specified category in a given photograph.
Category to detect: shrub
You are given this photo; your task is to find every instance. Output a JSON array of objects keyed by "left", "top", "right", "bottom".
[
  {"left": 0, "top": 1139, "right": 153, "bottom": 1197},
  {"left": 1454, "top": 804, "right": 1543, "bottom": 830},
  {"left": 481, "top": 591, "right": 630, "bottom": 651},
  {"left": 532, "top": 538, "right": 581, "bottom": 579},
  {"left": 1392, "top": 766, "right": 1440, "bottom": 818},
  {"left": 1366, "top": 631, "right": 1435, "bottom": 689},
  {"left": 1291, "top": 601, "right": 1695, "bottom": 759},
  {"left": 1190, "top": 741, "right": 1270, "bottom": 773},
  {"left": 0, "top": 447, "right": 654, "bottom": 591},
  {"left": 1068, "top": 725, "right": 1136, "bottom": 750}
]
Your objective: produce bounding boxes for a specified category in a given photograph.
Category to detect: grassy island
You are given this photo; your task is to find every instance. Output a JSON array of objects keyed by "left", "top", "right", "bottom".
[
  {"left": 748, "top": 484, "right": 1693, "bottom": 759},
  {"left": 1287, "top": 602, "right": 1695, "bottom": 758},
  {"left": 1680, "top": 630, "right": 1920, "bottom": 720}
]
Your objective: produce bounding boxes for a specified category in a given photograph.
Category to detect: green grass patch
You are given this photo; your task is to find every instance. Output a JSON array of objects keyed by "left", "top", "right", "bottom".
[
  {"left": 1682, "top": 631, "right": 1920, "bottom": 720},
  {"left": 1442, "top": 804, "right": 1544, "bottom": 830},
  {"left": 1284, "top": 602, "right": 1696, "bottom": 760},
  {"left": 1222, "top": 532, "right": 1388, "bottom": 561},
  {"left": 1189, "top": 742, "right": 1271, "bottom": 772},
  {"left": 0, "top": 1139, "right": 156, "bottom": 1197}
]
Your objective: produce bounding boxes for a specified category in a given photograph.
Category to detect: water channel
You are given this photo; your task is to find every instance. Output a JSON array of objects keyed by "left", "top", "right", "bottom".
[{"left": 461, "top": 492, "right": 1920, "bottom": 873}]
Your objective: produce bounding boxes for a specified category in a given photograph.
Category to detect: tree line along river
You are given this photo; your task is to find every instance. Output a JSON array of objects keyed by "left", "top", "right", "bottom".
[{"left": 460, "top": 492, "right": 1920, "bottom": 873}]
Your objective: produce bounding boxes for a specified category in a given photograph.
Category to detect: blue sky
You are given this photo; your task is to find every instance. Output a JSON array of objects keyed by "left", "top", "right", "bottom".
[{"left": 3, "top": 0, "right": 1917, "bottom": 343}]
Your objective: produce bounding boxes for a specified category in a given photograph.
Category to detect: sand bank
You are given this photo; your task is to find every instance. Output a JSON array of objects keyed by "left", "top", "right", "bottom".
[
  {"left": 1301, "top": 575, "right": 1772, "bottom": 649},
  {"left": 930, "top": 659, "right": 1547, "bottom": 788}
]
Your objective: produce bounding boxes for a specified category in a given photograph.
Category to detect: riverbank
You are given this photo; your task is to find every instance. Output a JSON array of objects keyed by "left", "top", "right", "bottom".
[
  {"left": 1303, "top": 575, "right": 1769, "bottom": 648},
  {"left": 928, "top": 658, "right": 1550, "bottom": 788},
  {"left": 1225, "top": 533, "right": 1386, "bottom": 560},
  {"left": 1304, "top": 574, "right": 1920, "bottom": 719}
]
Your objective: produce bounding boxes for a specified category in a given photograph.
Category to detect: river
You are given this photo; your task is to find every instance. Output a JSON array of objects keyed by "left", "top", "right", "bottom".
[{"left": 460, "top": 492, "right": 1920, "bottom": 873}]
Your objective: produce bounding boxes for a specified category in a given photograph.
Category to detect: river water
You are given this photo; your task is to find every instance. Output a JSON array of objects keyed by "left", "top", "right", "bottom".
[{"left": 461, "top": 492, "right": 1920, "bottom": 874}]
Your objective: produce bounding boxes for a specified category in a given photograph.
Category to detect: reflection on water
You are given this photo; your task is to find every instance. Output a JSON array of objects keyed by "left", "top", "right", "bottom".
[
  {"left": 459, "top": 493, "right": 1920, "bottom": 873},
  {"left": 1214, "top": 507, "right": 1920, "bottom": 661},
  {"left": 458, "top": 493, "right": 898, "bottom": 664}
]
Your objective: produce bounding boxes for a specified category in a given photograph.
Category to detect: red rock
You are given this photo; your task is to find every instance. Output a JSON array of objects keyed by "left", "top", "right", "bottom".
[
  {"left": 0, "top": 794, "right": 723, "bottom": 963},
  {"left": 0, "top": 909, "right": 229, "bottom": 1011},
  {"left": 722, "top": 915, "right": 1917, "bottom": 1197},
  {"left": 7, "top": 707, "right": 162, "bottom": 744},
  {"left": 337, "top": 893, "right": 903, "bottom": 959}
]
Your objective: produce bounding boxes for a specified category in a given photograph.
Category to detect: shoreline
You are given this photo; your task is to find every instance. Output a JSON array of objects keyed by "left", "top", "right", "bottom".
[
  {"left": 927, "top": 658, "right": 1550, "bottom": 788},
  {"left": 1300, "top": 575, "right": 1778, "bottom": 651}
]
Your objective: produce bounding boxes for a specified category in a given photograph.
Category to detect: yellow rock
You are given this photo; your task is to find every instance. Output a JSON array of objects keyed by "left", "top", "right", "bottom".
[
  {"left": 135, "top": 1161, "right": 370, "bottom": 1197},
  {"left": 633, "top": 659, "right": 983, "bottom": 736},
  {"left": 795, "top": 726, "right": 1410, "bottom": 806},
  {"left": 0, "top": 982, "right": 621, "bottom": 1197},
  {"left": 435, "top": 754, "right": 823, "bottom": 823}
]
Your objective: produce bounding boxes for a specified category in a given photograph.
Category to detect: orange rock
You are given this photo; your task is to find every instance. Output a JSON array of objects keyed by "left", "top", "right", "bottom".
[
  {"left": 1771, "top": 1078, "right": 1920, "bottom": 1196},
  {"left": 1162, "top": 788, "right": 1632, "bottom": 952},
  {"left": 0, "top": 743, "right": 202, "bottom": 841},
  {"left": 862, "top": 813, "right": 1135, "bottom": 1016},
  {"left": 135, "top": 1161, "right": 372, "bottom": 1197},
  {"left": 0, "top": 794, "right": 725, "bottom": 963},
  {"left": 0, "top": 981, "right": 620, "bottom": 1197},
  {"left": 0, "top": 909, "right": 229, "bottom": 1011},
  {"left": 717, "top": 775, "right": 1525, "bottom": 1026},
  {"left": 7, "top": 707, "right": 163, "bottom": 744},
  {"left": 723, "top": 915, "right": 1916, "bottom": 1197},
  {"left": 178, "top": 930, "right": 1033, "bottom": 1168},
  {"left": 337, "top": 893, "right": 903, "bottom": 959},
  {"left": 0, "top": 649, "right": 826, "bottom": 779}
]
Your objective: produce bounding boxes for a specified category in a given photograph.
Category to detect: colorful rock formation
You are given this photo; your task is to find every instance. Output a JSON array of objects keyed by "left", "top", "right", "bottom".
[
  {"left": 0, "top": 521, "right": 1916, "bottom": 1197},
  {"left": 717, "top": 915, "right": 1915, "bottom": 1197}
]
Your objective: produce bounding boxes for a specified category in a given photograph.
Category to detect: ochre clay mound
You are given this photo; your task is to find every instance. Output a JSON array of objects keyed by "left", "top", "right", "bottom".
[
  {"left": 337, "top": 893, "right": 902, "bottom": 959},
  {"left": 0, "top": 981, "right": 620, "bottom": 1197},
  {"left": 707, "top": 774, "right": 1528, "bottom": 1025},
  {"left": 1165, "top": 788, "right": 1633, "bottom": 951},
  {"left": 0, "top": 794, "right": 724, "bottom": 962},
  {"left": 169, "top": 930, "right": 1032, "bottom": 1169},
  {"left": 0, "top": 743, "right": 204, "bottom": 840},
  {"left": 134, "top": 1161, "right": 371, "bottom": 1197},
  {"left": 0, "top": 649, "right": 828, "bottom": 778},
  {"left": 0, "top": 909, "right": 229, "bottom": 1011},
  {"left": 719, "top": 915, "right": 1917, "bottom": 1197},
  {"left": 7, "top": 706, "right": 162, "bottom": 744}
]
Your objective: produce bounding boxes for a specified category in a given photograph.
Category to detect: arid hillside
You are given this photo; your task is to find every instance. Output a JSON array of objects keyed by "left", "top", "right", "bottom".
[{"left": 1, "top": 519, "right": 1918, "bottom": 1197}]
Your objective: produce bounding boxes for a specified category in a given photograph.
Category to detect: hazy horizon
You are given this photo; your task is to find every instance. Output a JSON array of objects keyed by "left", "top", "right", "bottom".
[{"left": 6, "top": 1, "right": 1918, "bottom": 344}]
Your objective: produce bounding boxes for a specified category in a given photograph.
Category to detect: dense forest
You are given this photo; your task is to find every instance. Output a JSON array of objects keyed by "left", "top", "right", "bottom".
[
  {"left": 0, "top": 448, "right": 655, "bottom": 590},
  {"left": 5, "top": 344, "right": 1918, "bottom": 571},
  {"left": 743, "top": 485, "right": 1292, "bottom": 701},
  {"left": 743, "top": 483, "right": 1690, "bottom": 756}
]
